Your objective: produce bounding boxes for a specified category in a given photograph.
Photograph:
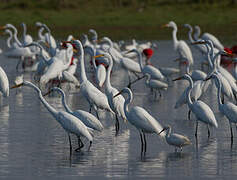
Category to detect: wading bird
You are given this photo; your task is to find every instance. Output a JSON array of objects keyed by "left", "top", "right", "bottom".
[
  {"left": 159, "top": 125, "right": 191, "bottom": 152},
  {"left": 173, "top": 74, "right": 218, "bottom": 138},
  {"left": 45, "top": 87, "right": 103, "bottom": 132},
  {"left": 114, "top": 88, "right": 165, "bottom": 154},
  {"left": 163, "top": 21, "right": 193, "bottom": 68},
  {"left": 11, "top": 81, "right": 93, "bottom": 152}
]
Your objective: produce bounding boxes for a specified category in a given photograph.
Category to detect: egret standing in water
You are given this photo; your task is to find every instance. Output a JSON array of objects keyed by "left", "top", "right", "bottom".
[
  {"left": 163, "top": 21, "right": 193, "bottom": 68},
  {"left": 11, "top": 81, "right": 93, "bottom": 152},
  {"left": 95, "top": 53, "right": 126, "bottom": 134},
  {"left": 206, "top": 73, "right": 237, "bottom": 142},
  {"left": 114, "top": 88, "right": 165, "bottom": 154},
  {"left": 71, "top": 40, "right": 113, "bottom": 117},
  {"left": 173, "top": 74, "right": 218, "bottom": 138},
  {"left": 159, "top": 125, "right": 191, "bottom": 152},
  {"left": 45, "top": 87, "right": 103, "bottom": 132}
]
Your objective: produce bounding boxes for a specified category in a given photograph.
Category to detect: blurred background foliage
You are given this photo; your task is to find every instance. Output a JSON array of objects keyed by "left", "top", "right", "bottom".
[
  {"left": 0, "top": 0, "right": 236, "bottom": 42},
  {"left": 0, "top": 0, "right": 236, "bottom": 10}
]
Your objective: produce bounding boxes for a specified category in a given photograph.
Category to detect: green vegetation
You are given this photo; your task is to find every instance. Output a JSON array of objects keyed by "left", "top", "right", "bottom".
[{"left": 0, "top": 0, "right": 236, "bottom": 44}]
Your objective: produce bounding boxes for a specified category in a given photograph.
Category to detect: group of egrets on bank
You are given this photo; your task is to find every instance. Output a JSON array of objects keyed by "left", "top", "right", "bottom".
[{"left": 0, "top": 20, "right": 236, "bottom": 155}]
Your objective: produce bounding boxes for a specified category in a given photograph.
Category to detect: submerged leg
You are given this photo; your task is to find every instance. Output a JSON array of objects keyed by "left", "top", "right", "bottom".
[
  {"left": 75, "top": 136, "right": 84, "bottom": 152},
  {"left": 143, "top": 132, "right": 147, "bottom": 153},
  {"left": 139, "top": 131, "right": 144, "bottom": 153},
  {"left": 195, "top": 121, "right": 198, "bottom": 138},
  {"left": 158, "top": 89, "right": 162, "bottom": 98},
  {"left": 115, "top": 114, "right": 120, "bottom": 135},
  {"left": 207, "top": 125, "right": 210, "bottom": 138},
  {"left": 230, "top": 122, "right": 233, "bottom": 142},
  {"left": 68, "top": 133, "right": 72, "bottom": 152}
]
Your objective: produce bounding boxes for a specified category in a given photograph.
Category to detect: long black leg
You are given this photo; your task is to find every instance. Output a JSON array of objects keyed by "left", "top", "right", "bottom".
[
  {"left": 207, "top": 125, "right": 210, "bottom": 138},
  {"left": 143, "top": 132, "right": 147, "bottom": 153},
  {"left": 139, "top": 132, "right": 144, "bottom": 154},
  {"left": 68, "top": 133, "right": 72, "bottom": 152},
  {"left": 188, "top": 110, "right": 191, "bottom": 120},
  {"left": 115, "top": 114, "right": 120, "bottom": 136},
  {"left": 230, "top": 122, "right": 233, "bottom": 142},
  {"left": 195, "top": 121, "right": 198, "bottom": 138}
]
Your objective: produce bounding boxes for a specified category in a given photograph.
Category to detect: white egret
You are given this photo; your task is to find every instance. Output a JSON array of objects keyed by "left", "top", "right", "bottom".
[
  {"left": 21, "top": 23, "right": 33, "bottom": 46},
  {"left": 11, "top": 81, "right": 93, "bottom": 152},
  {"left": 92, "top": 53, "right": 106, "bottom": 88},
  {"left": 207, "top": 73, "right": 237, "bottom": 141},
  {"left": 163, "top": 21, "right": 193, "bottom": 68},
  {"left": 96, "top": 53, "right": 126, "bottom": 134},
  {"left": 173, "top": 74, "right": 218, "bottom": 138},
  {"left": 184, "top": 23, "right": 210, "bottom": 68},
  {"left": 144, "top": 73, "right": 168, "bottom": 100},
  {"left": 1, "top": 24, "right": 36, "bottom": 70},
  {"left": 72, "top": 40, "right": 113, "bottom": 116},
  {"left": 40, "top": 42, "right": 74, "bottom": 85},
  {"left": 35, "top": 22, "right": 57, "bottom": 56},
  {"left": 194, "top": 40, "right": 235, "bottom": 102},
  {"left": 127, "top": 49, "right": 165, "bottom": 81},
  {"left": 46, "top": 87, "right": 103, "bottom": 132},
  {"left": 100, "top": 37, "right": 141, "bottom": 79},
  {"left": 194, "top": 25, "right": 224, "bottom": 51},
  {"left": 114, "top": 88, "right": 165, "bottom": 154},
  {"left": 159, "top": 125, "right": 191, "bottom": 152}
]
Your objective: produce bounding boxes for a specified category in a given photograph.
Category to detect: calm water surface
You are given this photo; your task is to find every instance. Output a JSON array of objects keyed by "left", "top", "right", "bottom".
[{"left": 0, "top": 40, "right": 237, "bottom": 179}]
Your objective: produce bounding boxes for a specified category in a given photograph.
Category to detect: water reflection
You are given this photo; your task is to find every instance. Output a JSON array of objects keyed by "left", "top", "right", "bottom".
[{"left": 1, "top": 40, "right": 237, "bottom": 178}]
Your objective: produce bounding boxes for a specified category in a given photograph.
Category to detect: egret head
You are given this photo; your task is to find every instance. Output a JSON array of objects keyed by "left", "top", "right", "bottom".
[
  {"left": 162, "top": 21, "right": 176, "bottom": 28},
  {"left": 183, "top": 24, "right": 192, "bottom": 30},
  {"left": 35, "top": 22, "right": 43, "bottom": 27}
]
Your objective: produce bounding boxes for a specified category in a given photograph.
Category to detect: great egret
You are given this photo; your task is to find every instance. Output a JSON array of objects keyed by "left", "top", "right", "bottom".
[
  {"left": 194, "top": 40, "right": 235, "bottom": 102},
  {"left": 194, "top": 25, "right": 224, "bottom": 51},
  {"left": 45, "top": 87, "right": 103, "bottom": 132},
  {"left": 127, "top": 49, "right": 165, "bottom": 81},
  {"left": 163, "top": 21, "right": 193, "bottom": 68},
  {"left": 35, "top": 22, "right": 57, "bottom": 56},
  {"left": 159, "top": 125, "right": 191, "bottom": 152},
  {"left": 114, "top": 88, "right": 165, "bottom": 154},
  {"left": 1, "top": 24, "right": 36, "bottom": 70},
  {"left": 144, "top": 73, "right": 168, "bottom": 100},
  {"left": 40, "top": 42, "right": 74, "bottom": 85},
  {"left": 96, "top": 53, "right": 126, "bottom": 134},
  {"left": 72, "top": 40, "right": 113, "bottom": 115},
  {"left": 184, "top": 23, "right": 209, "bottom": 68},
  {"left": 173, "top": 74, "right": 218, "bottom": 138},
  {"left": 11, "top": 81, "right": 93, "bottom": 152},
  {"left": 207, "top": 73, "right": 237, "bottom": 141},
  {"left": 21, "top": 23, "right": 33, "bottom": 46},
  {"left": 92, "top": 53, "right": 106, "bottom": 88}
]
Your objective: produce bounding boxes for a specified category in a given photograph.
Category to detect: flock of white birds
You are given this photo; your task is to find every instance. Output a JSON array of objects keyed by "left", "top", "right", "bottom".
[{"left": 0, "top": 20, "right": 236, "bottom": 155}]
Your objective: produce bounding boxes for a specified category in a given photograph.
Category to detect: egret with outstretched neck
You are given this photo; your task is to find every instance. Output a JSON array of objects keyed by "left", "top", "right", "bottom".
[
  {"left": 45, "top": 87, "right": 103, "bottom": 132},
  {"left": 11, "top": 81, "right": 93, "bottom": 152}
]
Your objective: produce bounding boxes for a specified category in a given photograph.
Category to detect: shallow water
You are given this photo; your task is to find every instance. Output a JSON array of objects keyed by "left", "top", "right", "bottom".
[{"left": 0, "top": 40, "right": 237, "bottom": 179}]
